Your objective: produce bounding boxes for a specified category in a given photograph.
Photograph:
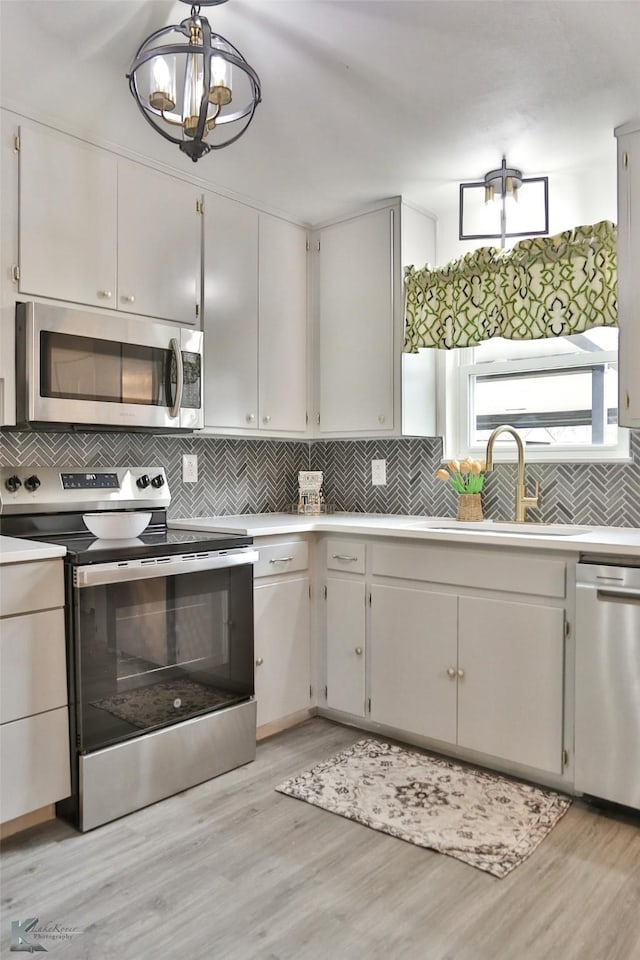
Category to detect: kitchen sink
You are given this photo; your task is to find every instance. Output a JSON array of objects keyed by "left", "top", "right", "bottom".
[{"left": 410, "top": 519, "right": 592, "bottom": 537}]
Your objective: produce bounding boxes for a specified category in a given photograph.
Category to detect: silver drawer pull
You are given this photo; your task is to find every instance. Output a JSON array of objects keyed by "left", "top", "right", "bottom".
[
  {"left": 269, "top": 557, "right": 294, "bottom": 563},
  {"left": 332, "top": 554, "right": 358, "bottom": 561}
]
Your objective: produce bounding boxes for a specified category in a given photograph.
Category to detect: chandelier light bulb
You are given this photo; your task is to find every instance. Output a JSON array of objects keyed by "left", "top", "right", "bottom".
[{"left": 149, "top": 56, "right": 175, "bottom": 111}]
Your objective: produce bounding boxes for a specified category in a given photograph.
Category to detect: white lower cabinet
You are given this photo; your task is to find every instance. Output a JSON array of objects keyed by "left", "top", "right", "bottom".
[
  {"left": 370, "top": 584, "right": 457, "bottom": 743},
  {"left": 325, "top": 577, "right": 366, "bottom": 716},
  {"left": 323, "top": 539, "right": 568, "bottom": 779},
  {"left": 0, "top": 558, "right": 70, "bottom": 824},
  {"left": 457, "top": 596, "right": 565, "bottom": 773},
  {"left": 253, "top": 540, "right": 311, "bottom": 730}
]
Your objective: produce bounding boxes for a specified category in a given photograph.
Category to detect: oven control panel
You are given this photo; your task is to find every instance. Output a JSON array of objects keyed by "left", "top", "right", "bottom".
[
  {"left": 61, "top": 472, "right": 120, "bottom": 490},
  {"left": 0, "top": 467, "right": 170, "bottom": 514}
]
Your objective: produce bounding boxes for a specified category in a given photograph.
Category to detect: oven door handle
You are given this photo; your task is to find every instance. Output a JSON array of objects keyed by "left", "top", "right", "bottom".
[
  {"left": 169, "top": 338, "right": 184, "bottom": 419},
  {"left": 74, "top": 548, "right": 259, "bottom": 588}
]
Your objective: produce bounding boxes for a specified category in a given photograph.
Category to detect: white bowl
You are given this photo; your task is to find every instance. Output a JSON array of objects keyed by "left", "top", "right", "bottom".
[{"left": 83, "top": 512, "right": 151, "bottom": 540}]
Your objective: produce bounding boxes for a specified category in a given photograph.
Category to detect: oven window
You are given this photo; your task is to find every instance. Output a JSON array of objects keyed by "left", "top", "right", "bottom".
[
  {"left": 73, "top": 566, "right": 254, "bottom": 751},
  {"left": 40, "top": 331, "right": 172, "bottom": 406}
]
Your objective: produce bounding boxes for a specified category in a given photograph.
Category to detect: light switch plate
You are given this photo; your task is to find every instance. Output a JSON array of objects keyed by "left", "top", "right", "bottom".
[
  {"left": 182, "top": 454, "right": 198, "bottom": 483},
  {"left": 371, "top": 459, "right": 387, "bottom": 485}
]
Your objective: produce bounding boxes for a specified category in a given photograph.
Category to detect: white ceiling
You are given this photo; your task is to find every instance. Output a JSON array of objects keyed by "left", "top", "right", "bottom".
[{"left": 1, "top": 0, "right": 638, "bottom": 226}]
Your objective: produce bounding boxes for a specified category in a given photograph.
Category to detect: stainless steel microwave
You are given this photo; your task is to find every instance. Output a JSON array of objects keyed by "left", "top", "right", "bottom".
[{"left": 16, "top": 302, "right": 203, "bottom": 432}]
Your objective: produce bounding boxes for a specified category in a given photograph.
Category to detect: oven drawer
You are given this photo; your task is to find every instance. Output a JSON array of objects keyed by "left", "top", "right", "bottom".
[
  {"left": 0, "top": 609, "right": 67, "bottom": 724},
  {"left": 0, "top": 559, "right": 64, "bottom": 617},
  {"left": 254, "top": 541, "right": 309, "bottom": 579}
]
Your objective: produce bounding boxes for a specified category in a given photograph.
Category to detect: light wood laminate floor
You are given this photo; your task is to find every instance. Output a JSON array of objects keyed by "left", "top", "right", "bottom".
[{"left": 1, "top": 718, "right": 639, "bottom": 960}]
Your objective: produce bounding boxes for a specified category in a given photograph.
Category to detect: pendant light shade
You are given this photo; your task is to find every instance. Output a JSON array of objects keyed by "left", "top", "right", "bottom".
[
  {"left": 127, "top": 0, "right": 261, "bottom": 162},
  {"left": 459, "top": 157, "right": 549, "bottom": 246}
]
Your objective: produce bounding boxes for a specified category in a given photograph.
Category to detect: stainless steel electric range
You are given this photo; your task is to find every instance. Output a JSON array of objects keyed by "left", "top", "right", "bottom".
[{"left": 0, "top": 466, "right": 258, "bottom": 831}]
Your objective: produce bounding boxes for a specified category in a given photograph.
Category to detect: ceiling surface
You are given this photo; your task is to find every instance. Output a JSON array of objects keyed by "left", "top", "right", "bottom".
[{"left": 1, "top": 0, "right": 638, "bottom": 226}]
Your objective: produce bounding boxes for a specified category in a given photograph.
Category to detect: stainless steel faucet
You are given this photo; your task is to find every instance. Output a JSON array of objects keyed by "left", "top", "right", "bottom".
[{"left": 485, "top": 425, "right": 540, "bottom": 523}]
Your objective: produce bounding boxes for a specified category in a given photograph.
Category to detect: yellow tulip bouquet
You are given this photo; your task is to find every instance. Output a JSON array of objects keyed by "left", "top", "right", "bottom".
[{"left": 436, "top": 459, "right": 486, "bottom": 494}]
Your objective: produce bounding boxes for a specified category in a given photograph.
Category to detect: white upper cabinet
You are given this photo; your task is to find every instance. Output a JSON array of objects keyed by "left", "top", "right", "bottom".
[
  {"left": 616, "top": 120, "right": 640, "bottom": 427},
  {"left": 17, "top": 122, "right": 200, "bottom": 325},
  {"left": 203, "top": 197, "right": 309, "bottom": 435},
  {"left": 258, "top": 214, "right": 308, "bottom": 433},
  {"left": 317, "top": 206, "right": 394, "bottom": 434},
  {"left": 117, "top": 159, "right": 201, "bottom": 324},
  {"left": 315, "top": 199, "right": 436, "bottom": 437},
  {"left": 18, "top": 124, "right": 118, "bottom": 308},
  {"left": 203, "top": 192, "right": 259, "bottom": 430}
]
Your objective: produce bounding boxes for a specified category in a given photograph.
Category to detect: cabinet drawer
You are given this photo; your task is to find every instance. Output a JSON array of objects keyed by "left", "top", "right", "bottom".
[
  {"left": 0, "top": 610, "right": 67, "bottom": 724},
  {"left": 372, "top": 543, "right": 566, "bottom": 598},
  {"left": 326, "top": 539, "right": 366, "bottom": 574},
  {"left": 0, "top": 708, "right": 71, "bottom": 823},
  {"left": 0, "top": 559, "right": 64, "bottom": 617},
  {"left": 254, "top": 541, "right": 309, "bottom": 579}
]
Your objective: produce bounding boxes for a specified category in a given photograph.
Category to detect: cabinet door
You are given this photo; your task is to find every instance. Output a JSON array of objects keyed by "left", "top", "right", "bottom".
[
  {"left": 370, "top": 584, "right": 457, "bottom": 743},
  {"left": 258, "top": 214, "right": 308, "bottom": 432},
  {"left": 617, "top": 131, "right": 640, "bottom": 426},
  {"left": 203, "top": 193, "right": 259, "bottom": 429},
  {"left": 0, "top": 708, "right": 70, "bottom": 823},
  {"left": 117, "top": 159, "right": 200, "bottom": 324},
  {"left": 254, "top": 576, "right": 311, "bottom": 728},
  {"left": 325, "top": 577, "right": 366, "bottom": 716},
  {"left": 1, "top": 111, "right": 19, "bottom": 425},
  {"left": 457, "top": 596, "right": 565, "bottom": 773},
  {"left": 18, "top": 124, "right": 117, "bottom": 307},
  {"left": 318, "top": 207, "right": 394, "bottom": 433}
]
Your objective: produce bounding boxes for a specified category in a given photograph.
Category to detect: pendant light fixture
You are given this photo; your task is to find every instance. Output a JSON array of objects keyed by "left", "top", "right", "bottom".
[
  {"left": 459, "top": 157, "right": 549, "bottom": 247},
  {"left": 127, "top": 0, "right": 261, "bottom": 162}
]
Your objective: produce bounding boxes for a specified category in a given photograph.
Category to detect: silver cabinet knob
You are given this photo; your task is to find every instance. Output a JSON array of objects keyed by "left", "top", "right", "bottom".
[
  {"left": 97, "top": 290, "right": 112, "bottom": 299},
  {"left": 447, "top": 667, "right": 456, "bottom": 679},
  {"left": 355, "top": 647, "right": 363, "bottom": 656},
  {"left": 378, "top": 414, "right": 386, "bottom": 424},
  {"left": 263, "top": 415, "right": 271, "bottom": 424},
  {"left": 255, "top": 657, "right": 264, "bottom": 666},
  {"left": 123, "top": 294, "right": 136, "bottom": 303},
  {"left": 457, "top": 668, "right": 465, "bottom": 679},
  {"left": 246, "top": 413, "right": 255, "bottom": 423}
]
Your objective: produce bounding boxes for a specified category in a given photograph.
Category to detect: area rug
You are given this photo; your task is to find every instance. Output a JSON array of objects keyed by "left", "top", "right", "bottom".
[
  {"left": 91, "top": 679, "right": 238, "bottom": 729},
  {"left": 276, "top": 739, "right": 571, "bottom": 878}
]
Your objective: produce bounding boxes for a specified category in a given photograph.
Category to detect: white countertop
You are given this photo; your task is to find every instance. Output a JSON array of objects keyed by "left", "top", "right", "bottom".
[
  {"left": 0, "top": 535, "right": 66, "bottom": 564},
  {"left": 169, "top": 512, "right": 640, "bottom": 557}
]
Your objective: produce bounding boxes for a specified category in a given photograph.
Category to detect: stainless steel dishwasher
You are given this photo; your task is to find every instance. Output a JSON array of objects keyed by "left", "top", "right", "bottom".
[{"left": 575, "top": 561, "right": 640, "bottom": 810}]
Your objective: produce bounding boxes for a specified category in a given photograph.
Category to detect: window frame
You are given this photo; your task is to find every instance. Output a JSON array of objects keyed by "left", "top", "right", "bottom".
[{"left": 439, "top": 341, "right": 630, "bottom": 464}]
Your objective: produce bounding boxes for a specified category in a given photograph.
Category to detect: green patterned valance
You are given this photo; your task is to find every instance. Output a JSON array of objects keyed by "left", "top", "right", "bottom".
[{"left": 403, "top": 220, "right": 617, "bottom": 352}]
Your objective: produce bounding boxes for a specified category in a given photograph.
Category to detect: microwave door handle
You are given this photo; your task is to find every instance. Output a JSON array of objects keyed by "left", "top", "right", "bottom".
[{"left": 169, "top": 338, "right": 184, "bottom": 418}]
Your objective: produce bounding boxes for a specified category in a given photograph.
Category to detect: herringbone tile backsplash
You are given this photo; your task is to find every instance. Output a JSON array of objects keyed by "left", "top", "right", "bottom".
[
  {"left": 2, "top": 430, "right": 640, "bottom": 526},
  {"left": 0, "top": 432, "right": 311, "bottom": 518}
]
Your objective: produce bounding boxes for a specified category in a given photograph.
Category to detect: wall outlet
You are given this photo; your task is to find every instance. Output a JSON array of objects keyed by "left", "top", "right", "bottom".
[
  {"left": 371, "top": 458, "right": 387, "bottom": 486},
  {"left": 182, "top": 454, "right": 198, "bottom": 483}
]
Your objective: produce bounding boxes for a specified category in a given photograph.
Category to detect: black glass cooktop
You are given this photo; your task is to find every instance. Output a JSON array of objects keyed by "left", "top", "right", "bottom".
[
  {"left": 0, "top": 511, "right": 251, "bottom": 564},
  {"left": 43, "top": 528, "right": 252, "bottom": 564}
]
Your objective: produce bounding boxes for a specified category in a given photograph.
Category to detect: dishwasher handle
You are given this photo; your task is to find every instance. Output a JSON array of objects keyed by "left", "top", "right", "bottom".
[{"left": 596, "top": 587, "right": 640, "bottom": 603}]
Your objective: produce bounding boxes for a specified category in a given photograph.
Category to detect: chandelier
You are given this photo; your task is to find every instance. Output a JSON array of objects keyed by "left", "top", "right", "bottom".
[
  {"left": 459, "top": 157, "right": 549, "bottom": 246},
  {"left": 127, "top": 0, "right": 261, "bottom": 162}
]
